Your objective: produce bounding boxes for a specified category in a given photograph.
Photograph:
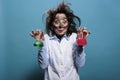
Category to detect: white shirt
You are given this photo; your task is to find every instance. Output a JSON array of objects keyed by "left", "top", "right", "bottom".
[{"left": 38, "top": 33, "right": 86, "bottom": 80}]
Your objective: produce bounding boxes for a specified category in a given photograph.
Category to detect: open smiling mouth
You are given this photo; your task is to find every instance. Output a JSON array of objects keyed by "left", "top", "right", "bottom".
[{"left": 57, "top": 29, "right": 64, "bottom": 33}]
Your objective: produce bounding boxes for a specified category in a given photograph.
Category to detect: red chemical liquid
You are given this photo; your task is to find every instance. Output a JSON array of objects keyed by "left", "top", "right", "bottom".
[{"left": 77, "top": 38, "right": 87, "bottom": 46}]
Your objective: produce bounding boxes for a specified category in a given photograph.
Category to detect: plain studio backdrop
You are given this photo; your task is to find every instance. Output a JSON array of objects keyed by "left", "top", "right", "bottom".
[{"left": 0, "top": 0, "right": 120, "bottom": 80}]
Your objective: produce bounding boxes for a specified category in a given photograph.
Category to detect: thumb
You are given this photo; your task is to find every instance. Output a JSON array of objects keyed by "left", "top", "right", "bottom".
[{"left": 77, "top": 27, "right": 81, "bottom": 33}]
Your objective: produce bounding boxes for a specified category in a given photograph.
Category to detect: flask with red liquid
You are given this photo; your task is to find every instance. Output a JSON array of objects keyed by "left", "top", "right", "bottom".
[
  {"left": 76, "top": 27, "right": 89, "bottom": 46},
  {"left": 77, "top": 36, "right": 87, "bottom": 46}
]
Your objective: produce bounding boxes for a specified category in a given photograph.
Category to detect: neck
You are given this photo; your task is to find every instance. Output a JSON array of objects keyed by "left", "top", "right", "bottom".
[{"left": 56, "top": 34, "right": 64, "bottom": 40}]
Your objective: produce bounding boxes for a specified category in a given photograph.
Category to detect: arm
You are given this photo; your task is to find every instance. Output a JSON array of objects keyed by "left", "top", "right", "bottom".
[
  {"left": 74, "top": 27, "right": 89, "bottom": 68},
  {"left": 38, "top": 44, "right": 49, "bottom": 69},
  {"left": 74, "top": 45, "right": 86, "bottom": 68},
  {"left": 30, "top": 29, "right": 50, "bottom": 69},
  {"left": 38, "top": 40, "right": 49, "bottom": 69}
]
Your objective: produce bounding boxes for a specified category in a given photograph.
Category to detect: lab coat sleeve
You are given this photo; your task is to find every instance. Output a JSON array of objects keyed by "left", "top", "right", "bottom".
[
  {"left": 74, "top": 46, "right": 86, "bottom": 68},
  {"left": 38, "top": 40, "right": 49, "bottom": 69}
]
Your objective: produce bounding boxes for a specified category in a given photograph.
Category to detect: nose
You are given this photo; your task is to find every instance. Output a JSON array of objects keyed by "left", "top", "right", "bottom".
[
  {"left": 59, "top": 20, "right": 64, "bottom": 27},
  {"left": 59, "top": 19, "right": 64, "bottom": 23}
]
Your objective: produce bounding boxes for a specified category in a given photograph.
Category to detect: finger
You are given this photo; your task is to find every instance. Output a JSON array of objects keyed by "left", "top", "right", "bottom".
[
  {"left": 40, "top": 31, "right": 43, "bottom": 39},
  {"left": 86, "top": 32, "right": 90, "bottom": 37},
  {"left": 36, "top": 29, "right": 39, "bottom": 35},
  {"left": 30, "top": 32, "right": 34, "bottom": 37},
  {"left": 83, "top": 31, "right": 90, "bottom": 38},
  {"left": 83, "top": 32, "right": 87, "bottom": 39},
  {"left": 41, "top": 31, "right": 44, "bottom": 40},
  {"left": 88, "top": 32, "right": 90, "bottom": 34},
  {"left": 77, "top": 28, "right": 83, "bottom": 38},
  {"left": 34, "top": 29, "right": 40, "bottom": 35},
  {"left": 82, "top": 29, "right": 88, "bottom": 34},
  {"left": 31, "top": 30, "right": 36, "bottom": 37},
  {"left": 81, "top": 27, "right": 86, "bottom": 32},
  {"left": 31, "top": 30, "right": 35, "bottom": 35},
  {"left": 82, "top": 29, "right": 90, "bottom": 35},
  {"left": 78, "top": 32, "right": 83, "bottom": 39},
  {"left": 77, "top": 27, "right": 81, "bottom": 33},
  {"left": 38, "top": 29, "right": 41, "bottom": 34}
]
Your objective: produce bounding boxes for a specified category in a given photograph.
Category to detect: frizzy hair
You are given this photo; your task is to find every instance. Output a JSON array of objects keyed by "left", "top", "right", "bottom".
[{"left": 43, "top": 2, "right": 81, "bottom": 36}]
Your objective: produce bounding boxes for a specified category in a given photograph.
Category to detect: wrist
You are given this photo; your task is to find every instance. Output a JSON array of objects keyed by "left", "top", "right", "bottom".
[
  {"left": 33, "top": 41, "right": 43, "bottom": 48},
  {"left": 36, "top": 39, "right": 42, "bottom": 42},
  {"left": 77, "top": 45, "right": 83, "bottom": 53}
]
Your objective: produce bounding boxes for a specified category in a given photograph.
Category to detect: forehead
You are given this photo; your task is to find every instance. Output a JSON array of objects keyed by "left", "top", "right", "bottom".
[{"left": 55, "top": 13, "right": 67, "bottom": 18}]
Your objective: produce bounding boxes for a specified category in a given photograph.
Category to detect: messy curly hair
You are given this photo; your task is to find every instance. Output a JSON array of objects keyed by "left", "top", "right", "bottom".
[{"left": 44, "top": 2, "right": 81, "bottom": 36}]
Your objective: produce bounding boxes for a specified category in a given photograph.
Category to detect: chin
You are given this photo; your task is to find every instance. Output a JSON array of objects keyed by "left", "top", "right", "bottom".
[{"left": 57, "top": 33, "right": 65, "bottom": 36}]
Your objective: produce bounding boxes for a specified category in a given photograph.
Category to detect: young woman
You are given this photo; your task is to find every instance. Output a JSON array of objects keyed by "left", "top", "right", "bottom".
[{"left": 30, "top": 2, "right": 90, "bottom": 80}]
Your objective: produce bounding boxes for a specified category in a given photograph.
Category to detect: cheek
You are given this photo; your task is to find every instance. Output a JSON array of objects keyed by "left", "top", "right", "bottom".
[
  {"left": 53, "top": 22, "right": 59, "bottom": 27},
  {"left": 63, "top": 23, "right": 68, "bottom": 27},
  {"left": 53, "top": 24, "right": 59, "bottom": 27},
  {"left": 64, "top": 28, "right": 68, "bottom": 32}
]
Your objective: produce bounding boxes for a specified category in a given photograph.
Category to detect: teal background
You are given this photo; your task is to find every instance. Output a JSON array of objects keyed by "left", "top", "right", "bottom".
[{"left": 0, "top": 0, "right": 120, "bottom": 80}]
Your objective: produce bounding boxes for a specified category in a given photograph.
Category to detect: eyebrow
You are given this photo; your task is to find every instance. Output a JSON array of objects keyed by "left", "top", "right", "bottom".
[
  {"left": 55, "top": 17, "right": 67, "bottom": 19},
  {"left": 54, "top": 17, "right": 67, "bottom": 20}
]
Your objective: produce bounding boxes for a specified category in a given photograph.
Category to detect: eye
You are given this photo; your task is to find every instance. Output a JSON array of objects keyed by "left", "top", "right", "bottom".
[
  {"left": 62, "top": 19, "right": 68, "bottom": 24},
  {"left": 54, "top": 19, "right": 59, "bottom": 24}
]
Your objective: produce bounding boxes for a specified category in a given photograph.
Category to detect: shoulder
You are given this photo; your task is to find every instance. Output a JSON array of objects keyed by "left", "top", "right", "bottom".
[
  {"left": 44, "top": 34, "right": 50, "bottom": 40},
  {"left": 68, "top": 33, "right": 77, "bottom": 42},
  {"left": 44, "top": 34, "right": 49, "bottom": 38},
  {"left": 70, "top": 33, "right": 77, "bottom": 38}
]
